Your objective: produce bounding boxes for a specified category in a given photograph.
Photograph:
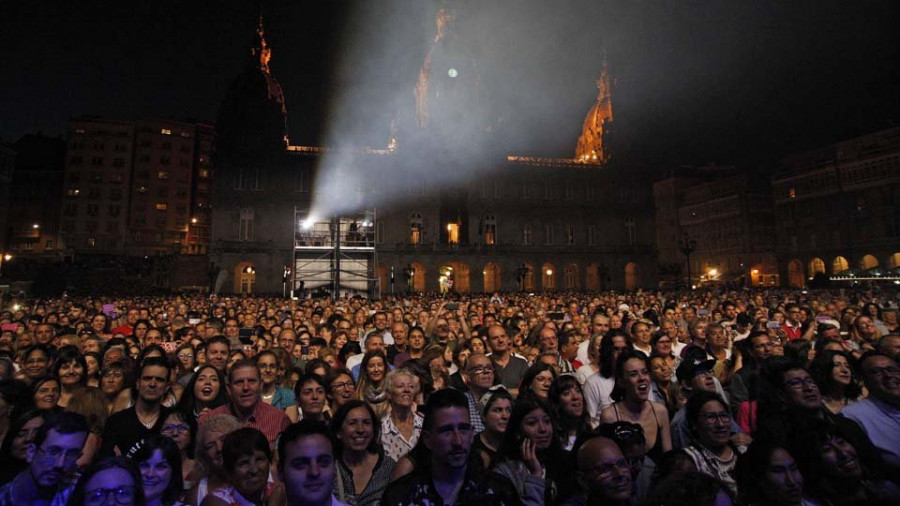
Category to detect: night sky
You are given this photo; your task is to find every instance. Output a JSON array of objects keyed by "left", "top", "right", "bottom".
[{"left": 3, "top": 0, "right": 898, "bottom": 173}]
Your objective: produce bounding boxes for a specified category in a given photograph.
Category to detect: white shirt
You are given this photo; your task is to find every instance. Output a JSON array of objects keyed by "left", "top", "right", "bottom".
[
  {"left": 583, "top": 372, "right": 616, "bottom": 428},
  {"left": 576, "top": 339, "right": 592, "bottom": 366}
]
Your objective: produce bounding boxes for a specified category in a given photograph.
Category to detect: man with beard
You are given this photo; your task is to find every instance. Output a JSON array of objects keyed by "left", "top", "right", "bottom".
[
  {"left": 0, "top": 412, "right": 89, "bottom": 505},
  {"left": 381, "top": 389, "right": 521, "bottom": 505},
  {"left": 100, "top": 357, "right": 171, "bottom": 456}
]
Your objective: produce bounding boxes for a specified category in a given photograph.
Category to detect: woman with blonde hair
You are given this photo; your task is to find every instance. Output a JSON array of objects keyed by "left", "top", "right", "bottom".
[
  {"left": 185, "top": 414, "right": 242, "bottom": 506},
  {"left": 66, "top": 386, "right": 109, "bottom": 469}
]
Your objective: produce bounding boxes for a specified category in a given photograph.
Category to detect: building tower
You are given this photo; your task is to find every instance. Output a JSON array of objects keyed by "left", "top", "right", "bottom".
[{"left": 575, "top": 59, "right": 614, "bottom": 164}]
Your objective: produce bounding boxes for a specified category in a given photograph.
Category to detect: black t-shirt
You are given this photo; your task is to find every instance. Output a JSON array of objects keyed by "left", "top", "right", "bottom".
[{"left": 100, "top": 405, "right": 169, "bottom": 457}]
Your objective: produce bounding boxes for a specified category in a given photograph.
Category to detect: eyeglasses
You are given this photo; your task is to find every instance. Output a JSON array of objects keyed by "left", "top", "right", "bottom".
[
  {"left": 161, "top": 423, "right": 190, "bottom": 434},
  {"left": 783, "top": 377, "right": 818, "bottom": 390},
  {"left": 865, "top": 365, "right": 900, "bottom": 378},
  {"left": 332, "top": 381, "right": 354, "bottom": 390},
  {"left": 467, "top": 366, "right": 494, "bottom": 375},
  {"left": 84, "top": 486, "right": 137, "bottom": 506},
  {"left": 581, "top": 458, "right": 630, "bottom": 478},
  {"left": 177, "top": 353, "right": 194, "bottom": 359},
  {"left": 36, "top": 445, "right": 82, "bottom": 464},
  {"left": 700, "top": 412, "right": 731, "bottom": 424},
  {"left": 25, "top": 358, "right": 49, "bottom": 366},
  {"left": 692, "top": 369, "right": 714, "bottom": 378}
]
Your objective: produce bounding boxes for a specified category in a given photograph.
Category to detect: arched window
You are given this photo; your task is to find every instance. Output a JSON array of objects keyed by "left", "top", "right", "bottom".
[
  {"left": 523, "top": 224, "right": 533, "bottom": 246},
  {"left": 239, "top": 208, "right": 254, "bottom": 241},
  {"left": 484, "top": 214, "right": 497, "bottom": 245},
  {"left": 410, "top": 212, "right": 423, "bottom": 245}
]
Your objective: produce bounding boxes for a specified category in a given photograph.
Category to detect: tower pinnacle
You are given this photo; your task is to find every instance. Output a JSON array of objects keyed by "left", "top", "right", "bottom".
[{"left": 575, "top": 58, "right": 614, "bottom": 164}]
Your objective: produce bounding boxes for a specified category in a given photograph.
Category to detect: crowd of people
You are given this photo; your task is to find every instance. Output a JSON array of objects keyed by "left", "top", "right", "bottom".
[{"left": 0, "top": 286, "right": 898, "bottom": 505}]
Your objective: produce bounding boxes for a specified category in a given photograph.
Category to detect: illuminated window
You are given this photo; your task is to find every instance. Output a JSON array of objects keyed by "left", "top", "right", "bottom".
[
  {"left": 484, "top": 214, "right": 497, "bottom": 245},
  {"left": 410, "top": 212, "right": 423, "bottom": 245},
  {"left": 161, "top": 128, "right": 172, "bottom": 135},
  {"left": 789, "top": 187, "right": 796, "bottom": 199},
  {"left": 155, "top": 203, "right": 167, "bottom": 211},
  {"left": 67, "top": 188, "right": 81, "bottom": 197},
  {"left": 446, "top": 223, "right": 459, "bottom": 244},
  {"left": 158, "top": 171, "right": 169, "bottom": 180}
]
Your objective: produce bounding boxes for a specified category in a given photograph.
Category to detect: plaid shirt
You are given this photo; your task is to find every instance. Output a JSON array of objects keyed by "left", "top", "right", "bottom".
[
  {"left": 465, "top": 391, "right": 486, "bottom": 434},
  {"left": 201, "top": 399, "right": 290, "bottom": 450}
]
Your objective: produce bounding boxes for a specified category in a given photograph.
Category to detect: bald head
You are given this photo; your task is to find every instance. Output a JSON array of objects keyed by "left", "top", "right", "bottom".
[{"left": 576, "top": 436, "right": 632, "bottom": 503}]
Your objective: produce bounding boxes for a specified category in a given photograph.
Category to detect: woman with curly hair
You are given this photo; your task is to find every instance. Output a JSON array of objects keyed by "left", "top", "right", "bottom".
[{"left": 809, "top": 350, "right": 865, "bottom": 414}]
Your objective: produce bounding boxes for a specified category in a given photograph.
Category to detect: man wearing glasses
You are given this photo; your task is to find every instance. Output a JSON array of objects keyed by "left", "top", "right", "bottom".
[
  {"left": 0, "top": 411, "right": 89, "bottom": 505},
  {"left": 463, "top": 354, "right": 496, "bottom": 433}
]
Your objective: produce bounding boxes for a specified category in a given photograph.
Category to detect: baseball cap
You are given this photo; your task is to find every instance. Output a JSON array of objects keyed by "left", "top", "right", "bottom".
[{"left": 676, "top": 356, "right": 716, "bottom": 383}]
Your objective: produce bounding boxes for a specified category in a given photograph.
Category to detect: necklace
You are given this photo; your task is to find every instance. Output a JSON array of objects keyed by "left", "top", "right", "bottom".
[
  {"left": 261, "top": 390, "right": 275, "bottom": 400},
  {"left": 136, "top": 409, "right": 159, "bottom": 429}
]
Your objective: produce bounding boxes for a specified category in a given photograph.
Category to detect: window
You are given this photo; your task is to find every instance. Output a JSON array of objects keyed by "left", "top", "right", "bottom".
[
  {"left": 523, "top": 224, "right": 533, "bottom": 245},
  {"left": 565, "top": 182, "right": 574, "bottom": 200},
  {"left": 88, "top": 188, "right": 101, "bottom": 200},
  {"left": 110, "top": 173, "right": 123, "bottom": 183},
  {"left": 155, "top": 203, "right": 167, "bottom": 211},
  {"left": 161, "top": 128, "right": 172, "bottom": 135},
  {"left": 588, "top": 224, "right": 597, "bottom": 245},
  {"left": 136, "top": 186, "right": 148, "bottom": 195},
  {"left": 64, "top": 204, "right": 77, "bottom": 216},
  {"left": 565, "top": 224, "right": 575, "bottom": 245},
  {"left": 160, "top": 157, "right": 170, "bottom": 166},
  {"left": 295, "top": 168, "right": 310, "bottom": 192},
  {"left": 109, "top": 205, "right": 121, "bottom": 217},
  {"left": 157, "top": 171, "right": 169, "bottom": 180},
  {"left": 199, "top": 169, "right": 209, "bottom": 179},
  {"left": 90, "top": 172, "right": 102, "bottom": 183},
  {"left": 625, "top": 218, "right": 636, "bottom": 247},
  {"left": 376, "top": 222, "right": 385, "bottom": 244},
  {"left": 484, "top": 214, "right": 497, "bottom": 245},
  {"left": 544, "top": 224, "right": 553, "bottom": 245},
  {"left": 239, "top": 208, "right": 254, "bottom": 241},
  {"left": 91, "top": 157, "right": 104, "bottom": 166},
  {"left": 234, "top": 166, "right": 260, "bottom": 190},
  {"left": 410, "top": 212, "right": 423, "bottom": 245},
  {"left": 446, "top": 223, "right": 459, "bottom": 244},
  {"left": 106, "top": 222, "right": 118, "bottom": 234},
  {"left": 112, "top": 158, "right": 125, "bottom": 168},
  {"left": 69, "top": 156, "right": 83, "bottom": 166},
  {"left": 87, "top": 237, "right": 96, "bottom": 248},
  {"left": 86, "top": 204, "right": 99, "bottom": 216},
  {"left": 66, "top": 188, "right": 81, "bottom": 197},
  {"left": 543, "top": 182, "right": 552, "bottom": 200},
  {"left": 45, "top": 240, "right": 54, "bottom": 249}
]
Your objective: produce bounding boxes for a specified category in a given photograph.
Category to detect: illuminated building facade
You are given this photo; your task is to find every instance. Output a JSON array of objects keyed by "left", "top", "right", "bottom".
[
  {"left": 210, "top": 14, "right": 657, "bottom": 295},
  {"left": 654, "top": 166, "right": 778, "bottom": 288},
  {"left": 772, "top": 127, "right": 900, "bottom": 287},
  {"left": 59, "top": 117, "right": 214, "bottom": 255}
]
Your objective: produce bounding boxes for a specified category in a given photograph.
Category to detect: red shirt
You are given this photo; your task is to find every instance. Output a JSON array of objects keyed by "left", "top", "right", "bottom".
[
  {"left": 200, "top": 400, "right": 290, "bottom": 450},
  {"left": 781, "top": 322, "right": 803, "bottom": 341}
]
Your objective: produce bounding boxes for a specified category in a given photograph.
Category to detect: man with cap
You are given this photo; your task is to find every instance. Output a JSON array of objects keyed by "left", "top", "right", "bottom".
[{"left": 670, "top": 349, "right": 747, "bottom": 449}]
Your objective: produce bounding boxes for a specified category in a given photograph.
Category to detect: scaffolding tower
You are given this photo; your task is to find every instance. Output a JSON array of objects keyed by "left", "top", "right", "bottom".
[{"left": 292, "top": 208, "right": 378, "bottom": 299}]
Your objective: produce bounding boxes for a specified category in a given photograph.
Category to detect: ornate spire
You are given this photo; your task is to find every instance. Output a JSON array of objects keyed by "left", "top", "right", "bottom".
[
  {"left": 575, "top": 58, "right": 614, "bottom": 164},
  {"left": 252, "top": 16, "right": 272, "bottom": 74}
]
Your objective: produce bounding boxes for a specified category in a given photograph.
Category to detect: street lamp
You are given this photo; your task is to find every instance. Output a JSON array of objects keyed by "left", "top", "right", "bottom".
[
  {"left": 678, "top": 234, "right": 697, "bottom": 289},
  {"left": 0, "top": 253, "right": 11, "bottom": 278}
]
